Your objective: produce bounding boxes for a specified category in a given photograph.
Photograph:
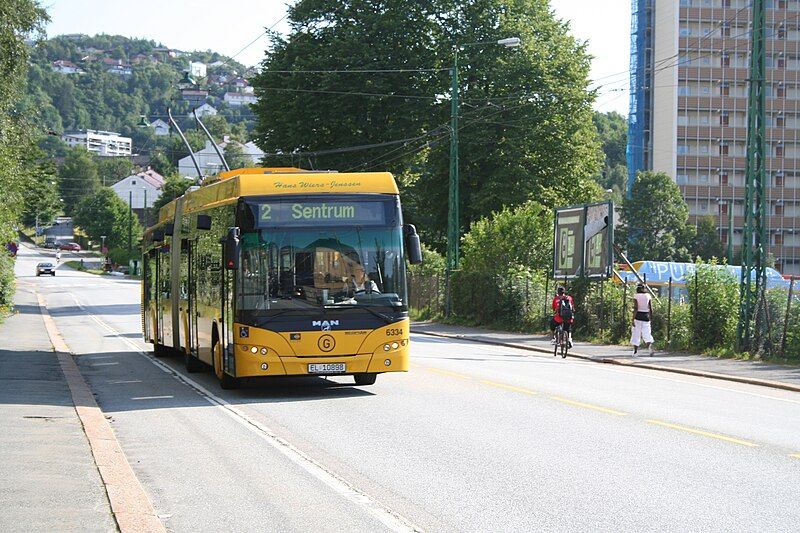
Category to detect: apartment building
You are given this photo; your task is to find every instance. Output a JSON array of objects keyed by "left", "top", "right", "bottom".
[
  {"left": 628, "top": 0, "right": 800, "bottom": 275},
  {"left": 61, "top": 130, "right": 132, "bottom": 157}
]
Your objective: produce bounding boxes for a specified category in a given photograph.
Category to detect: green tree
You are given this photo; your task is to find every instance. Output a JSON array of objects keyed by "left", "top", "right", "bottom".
[
  {"left": 593, "top": 111, "right": 627, "bottom": 168},
  {"left": 58, "top": 147, "right": 100, "bottom": 214},
  {"left": 460, "top": 201, "right": 553, "bottom": 274},
  {"left": 21, "top": 152, "right": 61, "bottom": 228},
  {"left": 620, "top": 171, "right": 692, "bottom": 262},
  {"left": 253, "top": 0, "right": 601, "bottom": 249},
  {"left": 690, "top": 216, "right": 725, "bottom": 261},
  {"left": 148, "top": 149, "right": 173, "bottom": 176},
  {"left": 97, "top": 157, "right": 134, "bottom": 186},
  {"left": 223, "top": 142, "right": 252, "bottom": 170},
  {"left": 73, "top": 187, "right": 142, "bottom": 249},
  {"left": 152, "top": 174, "right": 192, "bottom": 213}
]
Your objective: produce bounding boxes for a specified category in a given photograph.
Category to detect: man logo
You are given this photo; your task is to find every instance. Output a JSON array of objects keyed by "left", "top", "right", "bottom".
[{"left": 312, "top": 320, "right": 339, "bottom": 331}]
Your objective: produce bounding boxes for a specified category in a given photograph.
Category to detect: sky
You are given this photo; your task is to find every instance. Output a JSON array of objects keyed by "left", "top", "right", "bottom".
[{"left": 43, "top": 0, "right": 631, "bottom": 115}]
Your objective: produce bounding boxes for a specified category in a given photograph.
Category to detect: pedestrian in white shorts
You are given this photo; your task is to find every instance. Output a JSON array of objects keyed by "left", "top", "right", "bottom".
[{"left": 630, "top": 283, "right": 654, "bottom": 356}]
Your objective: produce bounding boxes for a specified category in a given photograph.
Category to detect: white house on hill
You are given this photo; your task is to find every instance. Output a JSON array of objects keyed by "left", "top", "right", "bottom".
[
  {"left": 178, "top": 138, "right": 264, "bottom": 178},
  {"left": 111, "top": 169, "right": 166, "bottom": 209},
  {"left": 149, "top": 119, "right": 169, "bottom": 136}
]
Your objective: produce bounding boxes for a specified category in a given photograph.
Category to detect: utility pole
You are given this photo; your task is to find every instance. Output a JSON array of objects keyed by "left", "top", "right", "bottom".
[
  {"left": 128, "top": 190, "right": 133, "bottom": 255},
  {"left": 445, "top": 45, "right": 460, "bottom": 317},
  {"left": 143, "top": 187, "right": 148, "bottom": 229},
  {"left": 737, "top": 0, "right": 768, "bottom": 355}
]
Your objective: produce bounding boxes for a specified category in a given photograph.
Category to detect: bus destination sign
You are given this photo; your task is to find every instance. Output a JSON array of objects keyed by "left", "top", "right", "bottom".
[{"left": 256, "top": 200, "right": 387, "bottom": 227}]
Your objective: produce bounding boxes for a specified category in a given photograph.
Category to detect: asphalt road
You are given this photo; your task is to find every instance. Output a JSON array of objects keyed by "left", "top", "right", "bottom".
[{"left": 17, "top": 245, "right": 800, "bottom": 532}]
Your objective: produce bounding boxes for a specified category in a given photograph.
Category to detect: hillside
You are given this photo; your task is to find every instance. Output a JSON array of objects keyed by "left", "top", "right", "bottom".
[{"left": 22, "top": 34, "right": 258, "bottom": 154}]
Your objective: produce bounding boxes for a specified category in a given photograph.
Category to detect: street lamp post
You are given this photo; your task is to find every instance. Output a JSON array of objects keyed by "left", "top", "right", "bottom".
[
  {"left": 143, "top": 187, "right": 148, "bottom": 229},
  {"left": 445, "top": 36, "right": 521, "bottom": 315}
]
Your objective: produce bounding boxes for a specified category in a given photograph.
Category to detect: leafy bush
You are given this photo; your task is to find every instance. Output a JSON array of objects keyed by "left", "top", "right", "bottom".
[
  {"left": 108, "top": 247, "right": 137, "bottom": 266},
  {"left": 0, "top": 252, "right": 14, "bottom": 310},
  {"left": 686, "top": 260, "right": 739, "bottom": 352}
]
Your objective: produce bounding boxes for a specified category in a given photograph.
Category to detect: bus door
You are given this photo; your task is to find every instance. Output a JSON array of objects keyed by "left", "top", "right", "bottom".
[
  {"left": 179, "top": 239, "right": 191, "bottom": 353},
  {"left": 158, "top": 247, "right": 171, "bottom": 347},
  {"left": 189, "top": 239, "right": 199, "bottom": 355},
  {"left": 220, "top": 245, "right": 235, "bottom": 374}
]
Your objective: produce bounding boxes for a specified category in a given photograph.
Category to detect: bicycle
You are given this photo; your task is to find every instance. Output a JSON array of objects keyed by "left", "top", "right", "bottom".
[{"left": 553, "top": 323, "right": 568, "bottom": 359}]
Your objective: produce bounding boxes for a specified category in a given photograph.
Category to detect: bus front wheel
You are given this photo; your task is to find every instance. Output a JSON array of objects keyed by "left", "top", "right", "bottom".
[
  {"left": 213, "top": 342, "right": 240, "bottom": 390},
  {"left": 354, "top": 373, "right": 377, "bottom": 386}
]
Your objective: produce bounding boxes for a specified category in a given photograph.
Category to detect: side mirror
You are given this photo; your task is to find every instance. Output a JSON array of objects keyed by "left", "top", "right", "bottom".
[
  {"left": 403, "top": 224, "right": 423, "bottom": 265},
  {"left": 196, "top": 214, "right": 212, "bottom": 231},
  {"left": 223, "top": 227, "right": 241, "bottom": 270},
  {"left": 153, "top": 229, "right": 165, "bottom": 242}
]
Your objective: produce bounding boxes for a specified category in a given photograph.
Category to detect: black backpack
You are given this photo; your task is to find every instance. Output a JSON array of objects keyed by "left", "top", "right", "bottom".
[{"left": 558, "top": 297, "right": 573, "bottom": 320}]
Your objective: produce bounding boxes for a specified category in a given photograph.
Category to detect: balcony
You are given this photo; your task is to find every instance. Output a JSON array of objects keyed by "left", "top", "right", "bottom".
[
  {"left": 677, "top": 126, "right": 799, "bottom": 142},
  {"left": 679, "top": 37, "right": 796, "bottom": 55},
  {"left": 678, "top": 155, "right": 800, "bottom": 171},
  {"left": 679, "top": 6, "right": 799, "bottom": 25},
  {"left": 678, "top": 66, "right": 800, "bottom": 84}
]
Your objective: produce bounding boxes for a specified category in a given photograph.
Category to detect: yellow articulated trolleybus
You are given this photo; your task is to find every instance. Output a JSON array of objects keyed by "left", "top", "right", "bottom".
[{"left": 142, "top": 167, "right": 423, "bottom": 389}]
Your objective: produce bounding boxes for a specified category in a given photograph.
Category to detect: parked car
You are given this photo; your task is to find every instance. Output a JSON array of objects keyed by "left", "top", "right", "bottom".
[
  {"left": 59, "top": 242, "right": 81, "bottom": 251},
  {"left": 36, "top": 262, "right": 56, "bottom": 276}
]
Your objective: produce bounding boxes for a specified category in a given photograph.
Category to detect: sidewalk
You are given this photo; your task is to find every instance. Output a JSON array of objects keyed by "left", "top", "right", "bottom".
[
  {"left": 0, "top": 283, "right": 116, "bottom": 532},
  {"left": 411, "top": 321, "right": 800, "bottom": 393}
]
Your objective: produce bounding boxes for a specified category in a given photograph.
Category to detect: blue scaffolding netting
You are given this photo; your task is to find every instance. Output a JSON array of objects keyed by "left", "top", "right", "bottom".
[{"left": 626, "top": 0, "right": 650, "bottom": 196}]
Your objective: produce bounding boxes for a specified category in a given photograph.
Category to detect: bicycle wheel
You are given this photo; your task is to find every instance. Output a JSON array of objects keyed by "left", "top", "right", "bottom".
[
  {"left": 553, "top": 327, "right": 560, "bottom": 357},
  {"left": 561, "top": 335, "right": 568, "bottom": 358}
]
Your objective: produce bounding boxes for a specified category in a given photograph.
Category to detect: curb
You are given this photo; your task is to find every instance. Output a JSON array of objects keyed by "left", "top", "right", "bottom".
[
  {"left": 35, "top": 291, "right": 166, "bottom": 533},
  {"left": 411, "top": 329, "right": 800, "bottom": 394}
]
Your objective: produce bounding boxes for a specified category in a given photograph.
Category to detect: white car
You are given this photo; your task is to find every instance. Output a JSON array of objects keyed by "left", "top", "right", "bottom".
[{"left": 36, "top": 262, "right": 56, "bottom": 276}]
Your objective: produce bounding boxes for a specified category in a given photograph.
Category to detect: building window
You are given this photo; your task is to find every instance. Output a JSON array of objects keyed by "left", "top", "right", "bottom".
[
  {"left": 778, "top": 0, "right": 786, "bottom": 8},
  {"left": 721, "top": 230, "right": 729, "bottom": 244},
  {"left": 721, "top": 23, "right": 731, "bottom": 37},
  {"left": 722, "top": 0, "right": 731, "bottom": 7},
  {"left": 720, "top": 173, "right": 729, "bottom": 185},
  {"left": 720, "top": 144, "right": 729, "bottom": 156},
  {"left": 775, "top": 233, "right": 783, "bottom": 246},
  {"left": 131, "top": 180, "right": 136, "bottom": 185},
  {"left": 775, "top": 173, "right": 784, "bottom": 186},
  {"left": 776, "top": 143, "right": 784, "bottom": 157},
  {"left": 700, "top": 203, "right": 708, "bottom": 212},
  {"left": 678, "top": 85, "right": 690, "bottom": 96},
  {"left": 677, "top": 174, "right": 689, "bottom": 184},
  {"left": 778, "top": 25, "right": 786, "bottom": 39},
  {"left": 678, "top": 145, "right": 689, "bottom": 155},
  {"left": 775, "top": 204, "right": 784, "bottom": 215},
  {"left": 701, "top": 145, "right": 709, "bottom": 154},
  {"left": 777, "top": 56, "right": 785, "bottom": 69},
  {"left": 720, "top": 203, "right": 729, "bottom": 215},
  {"left": 721, "top": 54, "right": 730, "bottom": 67},
  {"left": 720, "top": 83, "right": 730, "bottom": 96},
  {"left": 700, "top": 174, "right": 709, "bottom": 183},
  {"left": 721, "top": 113, "right": 730, "bottom": 126},
  {"left": 777, "top": 114, "right": 785, "bottom": 127},
  {"left": 777, "top": 84, "right": 786, "bottom": 98},
  {"left": 680, "top": 27, "right": 692, "bottom": 36}
]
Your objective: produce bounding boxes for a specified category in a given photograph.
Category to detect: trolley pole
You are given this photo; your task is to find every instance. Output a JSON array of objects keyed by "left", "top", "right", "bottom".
[{"left": 128, "top": 190, "right": 132, "bottom": 255}]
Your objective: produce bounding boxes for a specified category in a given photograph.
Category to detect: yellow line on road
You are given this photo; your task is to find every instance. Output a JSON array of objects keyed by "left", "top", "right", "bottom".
[
  {"left": 426, "top": 367, "right": 472, "bottom": 380},
  {"left": 646, "top": 419, "right": 759, "bottom": 448},
  {"left": 550, "top": 396, "right": 627, "bottom": 416},
  {"left": 480, "top": 380, "right": 537, "bottom": 396}
]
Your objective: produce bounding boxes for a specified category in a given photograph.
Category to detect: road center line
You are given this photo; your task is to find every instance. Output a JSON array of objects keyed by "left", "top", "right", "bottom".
[
  {"left": 646, "top": 419, "right": 759, "bottom": 448},
  {"left": 71, "top": 294, "right": 423, "bottom": 533},
  {"left": 550, "top": 396, "right": 628, "bottom": 416},
  {"left": 479, "top": 380, "right": 537, "bottom": 396},
  {"left": 425, "top": 367, "right": 471, "bottom": 380}
]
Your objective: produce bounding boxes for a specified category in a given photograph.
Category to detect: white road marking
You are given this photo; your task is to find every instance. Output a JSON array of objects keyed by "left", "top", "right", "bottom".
[
  {"left": 131, "top": 396, "right": 174, "bottom": 400},
  {"left": 71, "top": 294, "right": 423, "bottom": 533}
]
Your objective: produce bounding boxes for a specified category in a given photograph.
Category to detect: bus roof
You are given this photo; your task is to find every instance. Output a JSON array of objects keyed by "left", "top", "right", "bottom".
[{"left": 155, "top": 168, "right": 399, "bottom": 225}]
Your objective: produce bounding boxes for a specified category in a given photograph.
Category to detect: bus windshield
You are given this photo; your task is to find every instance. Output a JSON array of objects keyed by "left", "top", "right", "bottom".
[{"left": 237, "top": 226, "right": 407, "bottom": 316}]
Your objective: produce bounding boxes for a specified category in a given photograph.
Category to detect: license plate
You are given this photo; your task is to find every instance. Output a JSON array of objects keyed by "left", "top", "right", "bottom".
[{"left": 308, "top": 363, "right": 346, "bottom": 374}]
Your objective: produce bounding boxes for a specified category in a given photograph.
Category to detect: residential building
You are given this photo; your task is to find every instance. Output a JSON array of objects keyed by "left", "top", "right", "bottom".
[
  {"left": 149, "top": 119, "right": 170, "bottom": 136},
  {"left": 224, "top": 92, "right": 257, "bottom": 107},
  {"left": 181, "top": 89, "right": 209, "bottom": 106},
  {"left": 178, "top": 139, "right": 262, "bottom": 178},
  {"left": 61, "top": 130, "right": 132, "bottom": 157},
  {"left": 189, "top": 61, "right": 207, "bottom": 78},
  {"left": 52, "top": 60, "right": 83, "bottom": 74},
  {"left": 111, "top": 169, "right": 166, "bottom": 224},
  {"left": 628, "top": 0, "right": 800, "bottom": 275},
  {"left": 107, "top": 64, "right": 133, "bottom": 76},
  {"left": 191, "top": 103, "right": 218, "bottom": 118}
]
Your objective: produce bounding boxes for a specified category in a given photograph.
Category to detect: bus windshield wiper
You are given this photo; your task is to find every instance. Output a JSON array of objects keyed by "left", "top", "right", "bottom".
[{"left": 325, "top": 304, "right": 395, "bottom": 324}]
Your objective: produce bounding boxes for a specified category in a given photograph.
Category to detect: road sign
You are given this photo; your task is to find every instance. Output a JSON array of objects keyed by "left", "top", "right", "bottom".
[
  {"left": 553, "top": 206, "right": 585, "bottom": 279},
  {"left": 553, "top": 201, "right": 614, "bottom": 280},
  {"left": 583, "top": 201, "right": 613, "bottom": 279}
]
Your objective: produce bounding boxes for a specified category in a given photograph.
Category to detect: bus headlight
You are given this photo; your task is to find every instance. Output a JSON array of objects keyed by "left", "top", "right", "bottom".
[
  {"left": 384, "top": 359, "right": 391, "bottom": 366},
  {"left": 250, "top": 346, "right": 258, "bottom": 354},
  {"left": 391, "top": 342, "right": 399, "bottom": 350},
  {"left": 260, "top": 347, "right": 268, "bottom": 355},
  {"left": 384, "top": 344, "right": 391, "bottom": 351}
]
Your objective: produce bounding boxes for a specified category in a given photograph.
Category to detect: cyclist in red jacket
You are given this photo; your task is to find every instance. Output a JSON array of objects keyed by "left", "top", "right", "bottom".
[{"left": 550, "top": 286, "right": 575, "bottom": 349}]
